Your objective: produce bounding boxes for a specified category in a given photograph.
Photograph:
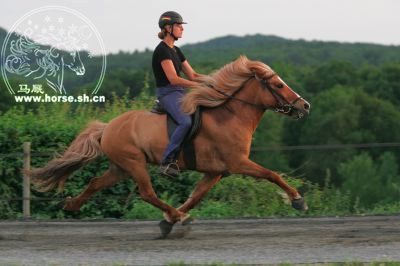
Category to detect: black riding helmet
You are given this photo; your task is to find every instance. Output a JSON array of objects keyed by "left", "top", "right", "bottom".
[{"left": 158, "top": 11, "right": 187, "bottom": 29}]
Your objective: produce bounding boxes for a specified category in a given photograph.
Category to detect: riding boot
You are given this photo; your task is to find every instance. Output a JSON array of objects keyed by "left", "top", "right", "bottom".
[
  {"left": 159, "top": 151, "right": 180, "bottom": 178},
  {"left": 159, "top": 153, "right": 180, "bottom": 178},
  {"left": 159, "top": 161, "right": 180, "bottom": 178}
]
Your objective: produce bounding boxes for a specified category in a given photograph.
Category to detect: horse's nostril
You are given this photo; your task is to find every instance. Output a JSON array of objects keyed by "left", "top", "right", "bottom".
[{"left": 304, "top": 102, "right": 310, "bottom": 110}]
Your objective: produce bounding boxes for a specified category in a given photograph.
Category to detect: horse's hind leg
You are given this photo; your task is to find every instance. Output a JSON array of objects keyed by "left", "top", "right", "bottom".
[
  {"left": 154, "top": 173, "right": 222, "bottom": 238},
  {"left": 63, "top": 163, "right": 126, "bottom": 212},
  {"left": 177, "top": 173, "right": 222, "bottom": 213},
  {"left": 117, "top": 155, "right": 188, "bottom": 224}
]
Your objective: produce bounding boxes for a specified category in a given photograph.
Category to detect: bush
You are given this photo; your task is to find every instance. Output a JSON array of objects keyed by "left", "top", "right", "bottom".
[{"left": 338, "top": 152, "right": 400, "bottom": 208}]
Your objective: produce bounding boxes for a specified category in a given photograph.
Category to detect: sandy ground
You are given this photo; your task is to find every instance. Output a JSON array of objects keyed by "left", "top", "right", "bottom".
[{"left": 0, "top": 215, "right": 399, "bottom": 265}]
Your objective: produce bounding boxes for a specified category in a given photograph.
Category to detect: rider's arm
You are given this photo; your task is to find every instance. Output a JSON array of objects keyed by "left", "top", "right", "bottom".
[
  {"left": 182, "top": 60, "right": 205, "bottom": 82},
  {"left": 161, "top": 59, "right": 199, "bottom": 88}
]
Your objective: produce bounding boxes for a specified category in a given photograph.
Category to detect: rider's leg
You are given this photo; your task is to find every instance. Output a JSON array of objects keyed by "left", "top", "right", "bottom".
[{"left": 159, "top": 91, "right": 192, "bottom": 175}]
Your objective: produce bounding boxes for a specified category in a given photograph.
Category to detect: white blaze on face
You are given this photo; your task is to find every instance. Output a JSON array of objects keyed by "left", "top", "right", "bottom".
[{"left": 277, "top": 76, "right": 301, "bottom": 98}]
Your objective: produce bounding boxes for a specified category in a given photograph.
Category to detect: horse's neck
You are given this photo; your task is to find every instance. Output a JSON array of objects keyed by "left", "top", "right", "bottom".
[{"left": 207, "top": 80, "right": 265, "bottom": 135}]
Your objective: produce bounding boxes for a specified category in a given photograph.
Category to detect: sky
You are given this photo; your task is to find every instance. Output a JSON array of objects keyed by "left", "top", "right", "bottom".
[{"left": 1, "top": 0, "right": 399, "bottom": 55}]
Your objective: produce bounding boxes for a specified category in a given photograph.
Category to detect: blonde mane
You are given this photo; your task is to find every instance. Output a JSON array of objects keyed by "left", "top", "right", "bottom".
[{"left": 181, "top": 56, "right": 275, "bottom": 114}]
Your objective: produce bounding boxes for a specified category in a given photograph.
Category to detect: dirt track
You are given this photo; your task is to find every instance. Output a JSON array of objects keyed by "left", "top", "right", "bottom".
[{"left": 0, "top": 215, "right": 399, "bottom": 265}]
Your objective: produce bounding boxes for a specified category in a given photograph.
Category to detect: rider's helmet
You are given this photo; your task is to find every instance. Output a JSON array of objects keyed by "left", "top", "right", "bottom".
[{"left": 158, "top": 11, "right": 187, "bottom": 29}]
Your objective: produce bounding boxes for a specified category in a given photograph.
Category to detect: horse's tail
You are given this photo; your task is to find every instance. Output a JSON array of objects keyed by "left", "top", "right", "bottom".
[{"left": 30, "top": 121, "right": 107, "bottom": 193}]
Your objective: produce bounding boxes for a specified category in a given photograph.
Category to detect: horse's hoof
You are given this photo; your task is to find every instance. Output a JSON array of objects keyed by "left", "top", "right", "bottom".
[
  {"left": 291, "top": 197, "right": 308, "bottom": 211},
  {"left": 158, "top": 219, "right": 174, "bottom": 239},
  {"left": 58, "top": 196, "right": 73, "bottom": 209}
]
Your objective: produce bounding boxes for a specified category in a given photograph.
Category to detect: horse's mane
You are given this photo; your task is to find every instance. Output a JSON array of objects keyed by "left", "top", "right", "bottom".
[{"left": 181, "top": 56, "right": 274, "bottom": 114}]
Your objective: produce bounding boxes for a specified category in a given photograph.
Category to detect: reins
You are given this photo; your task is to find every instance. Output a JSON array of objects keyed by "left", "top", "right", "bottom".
[
  {"left": 206, "top": 77, "right": 267, "bottom": 110},
  {"left": 206, "top": 74, "right": 303, "bottom": 114}
]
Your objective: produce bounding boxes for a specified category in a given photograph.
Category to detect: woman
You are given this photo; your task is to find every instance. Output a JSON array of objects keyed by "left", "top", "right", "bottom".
[{"left": 152, "top": 11, "right": 203, "bottom": 177}]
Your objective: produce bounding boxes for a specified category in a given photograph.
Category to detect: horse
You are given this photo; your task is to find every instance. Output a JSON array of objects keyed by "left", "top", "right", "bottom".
[{"left": 29, "top": 56, "right": 310, "bottom": 237}]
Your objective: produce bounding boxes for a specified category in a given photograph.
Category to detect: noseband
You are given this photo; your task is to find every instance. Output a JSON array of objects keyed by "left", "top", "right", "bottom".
[
  {"left": 259, "top": 74, "right": 303, "bottom": 114},
  {"left": 207, "top": 75, "right": 303, "bottom": 114}
]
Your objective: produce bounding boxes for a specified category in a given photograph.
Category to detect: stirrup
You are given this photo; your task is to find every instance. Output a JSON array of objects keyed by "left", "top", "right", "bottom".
[{"left": 159, "top": 161, "right": 180, "bottom": 178}]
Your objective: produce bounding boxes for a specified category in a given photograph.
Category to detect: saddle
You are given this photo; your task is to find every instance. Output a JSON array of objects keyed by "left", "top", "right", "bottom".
[{"left": 151, "top": 100, "right": 202, "bottom": 170}]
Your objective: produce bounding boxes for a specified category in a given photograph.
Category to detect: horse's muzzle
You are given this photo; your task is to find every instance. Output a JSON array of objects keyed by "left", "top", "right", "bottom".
[{"left": 291, "top": 98, "right": 310, "bottom": 119}]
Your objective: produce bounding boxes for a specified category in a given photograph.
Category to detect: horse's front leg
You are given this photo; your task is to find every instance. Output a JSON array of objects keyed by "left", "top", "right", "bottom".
[
  {"left": 177, "top": 173, "right": 222, "bottom": 213},
  {"left": 232, "top": 159, "right": 308, "bottom": 211}
]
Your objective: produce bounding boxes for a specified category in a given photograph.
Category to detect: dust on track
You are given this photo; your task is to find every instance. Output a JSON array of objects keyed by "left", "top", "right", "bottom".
[{"left": 0, "top": 215, "right": 399, "bottom": 265}]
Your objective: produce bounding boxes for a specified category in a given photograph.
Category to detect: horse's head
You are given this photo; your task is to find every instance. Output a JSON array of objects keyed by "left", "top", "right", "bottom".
[
  {"left": 63, "top": 50, "right": 85, "bottom": 75},
  {"left": 181, "top": 56, "right": 310, "bottom": 118},
  {"left": 252, "top": 66, "right": 310, "bottom": 119}
]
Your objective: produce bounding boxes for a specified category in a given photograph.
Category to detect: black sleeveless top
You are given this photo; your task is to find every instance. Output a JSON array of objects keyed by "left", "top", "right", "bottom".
[{"left": 152, "top": 41, "right": 186, "bottom": 87}]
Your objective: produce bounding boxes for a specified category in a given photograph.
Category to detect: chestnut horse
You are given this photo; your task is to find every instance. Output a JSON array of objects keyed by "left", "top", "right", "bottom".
[{"left": 30, "top": 56, "right": 310, "bottom": 236}]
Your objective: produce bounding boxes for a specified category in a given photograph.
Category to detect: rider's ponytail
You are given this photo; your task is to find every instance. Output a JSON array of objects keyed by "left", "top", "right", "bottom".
[{"left": 158, "top": 29, "right": 167, "bottom": 39}]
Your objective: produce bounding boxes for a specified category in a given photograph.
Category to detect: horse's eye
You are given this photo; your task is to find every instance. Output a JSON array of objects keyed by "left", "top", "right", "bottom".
[{"left": 277, "top": 84, "right": 283, "bottom": 89}]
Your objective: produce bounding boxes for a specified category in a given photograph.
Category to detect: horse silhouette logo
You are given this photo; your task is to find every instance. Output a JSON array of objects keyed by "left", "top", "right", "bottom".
[{"left": 1, "top": 6, "right": 106, "bottom": 95}]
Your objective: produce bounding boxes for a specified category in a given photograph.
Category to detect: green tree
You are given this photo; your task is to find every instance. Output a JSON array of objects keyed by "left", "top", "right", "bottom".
[
  {"left": 286, "top": 86, "right": 360, "bottom": 185},
  {"left": 302, "top": 61, "right": 358, "bottom": 95},
  {"left": 360, "top": 63, "right": 400, "bottom": 105},
  {"left": 251, "top": 112, "right": 290, "bottom": 172},
  {"left": 285, "top": 85, "right": 400, "bottom": 186},
  {"left": 338, "top": 152, "right": 400, "bottom": 208}
]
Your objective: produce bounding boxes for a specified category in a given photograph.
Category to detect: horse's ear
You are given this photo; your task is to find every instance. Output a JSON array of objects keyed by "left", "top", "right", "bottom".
[{"left": 247, "top": 60, "right": 266, "bottom": 80}]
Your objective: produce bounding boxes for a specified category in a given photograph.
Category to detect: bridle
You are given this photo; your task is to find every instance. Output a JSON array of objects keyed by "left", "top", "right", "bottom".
[
  {"left": 259, "top": 74, "right": 303, "bottom": 114},
  {"left": 207, "top": 74, "right": 303, "bottom": 114}
]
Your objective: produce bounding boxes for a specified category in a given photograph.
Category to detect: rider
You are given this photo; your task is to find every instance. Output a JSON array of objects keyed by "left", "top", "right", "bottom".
[{"left": 152, "top": 11, "right": 203, "bottom": 177}]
